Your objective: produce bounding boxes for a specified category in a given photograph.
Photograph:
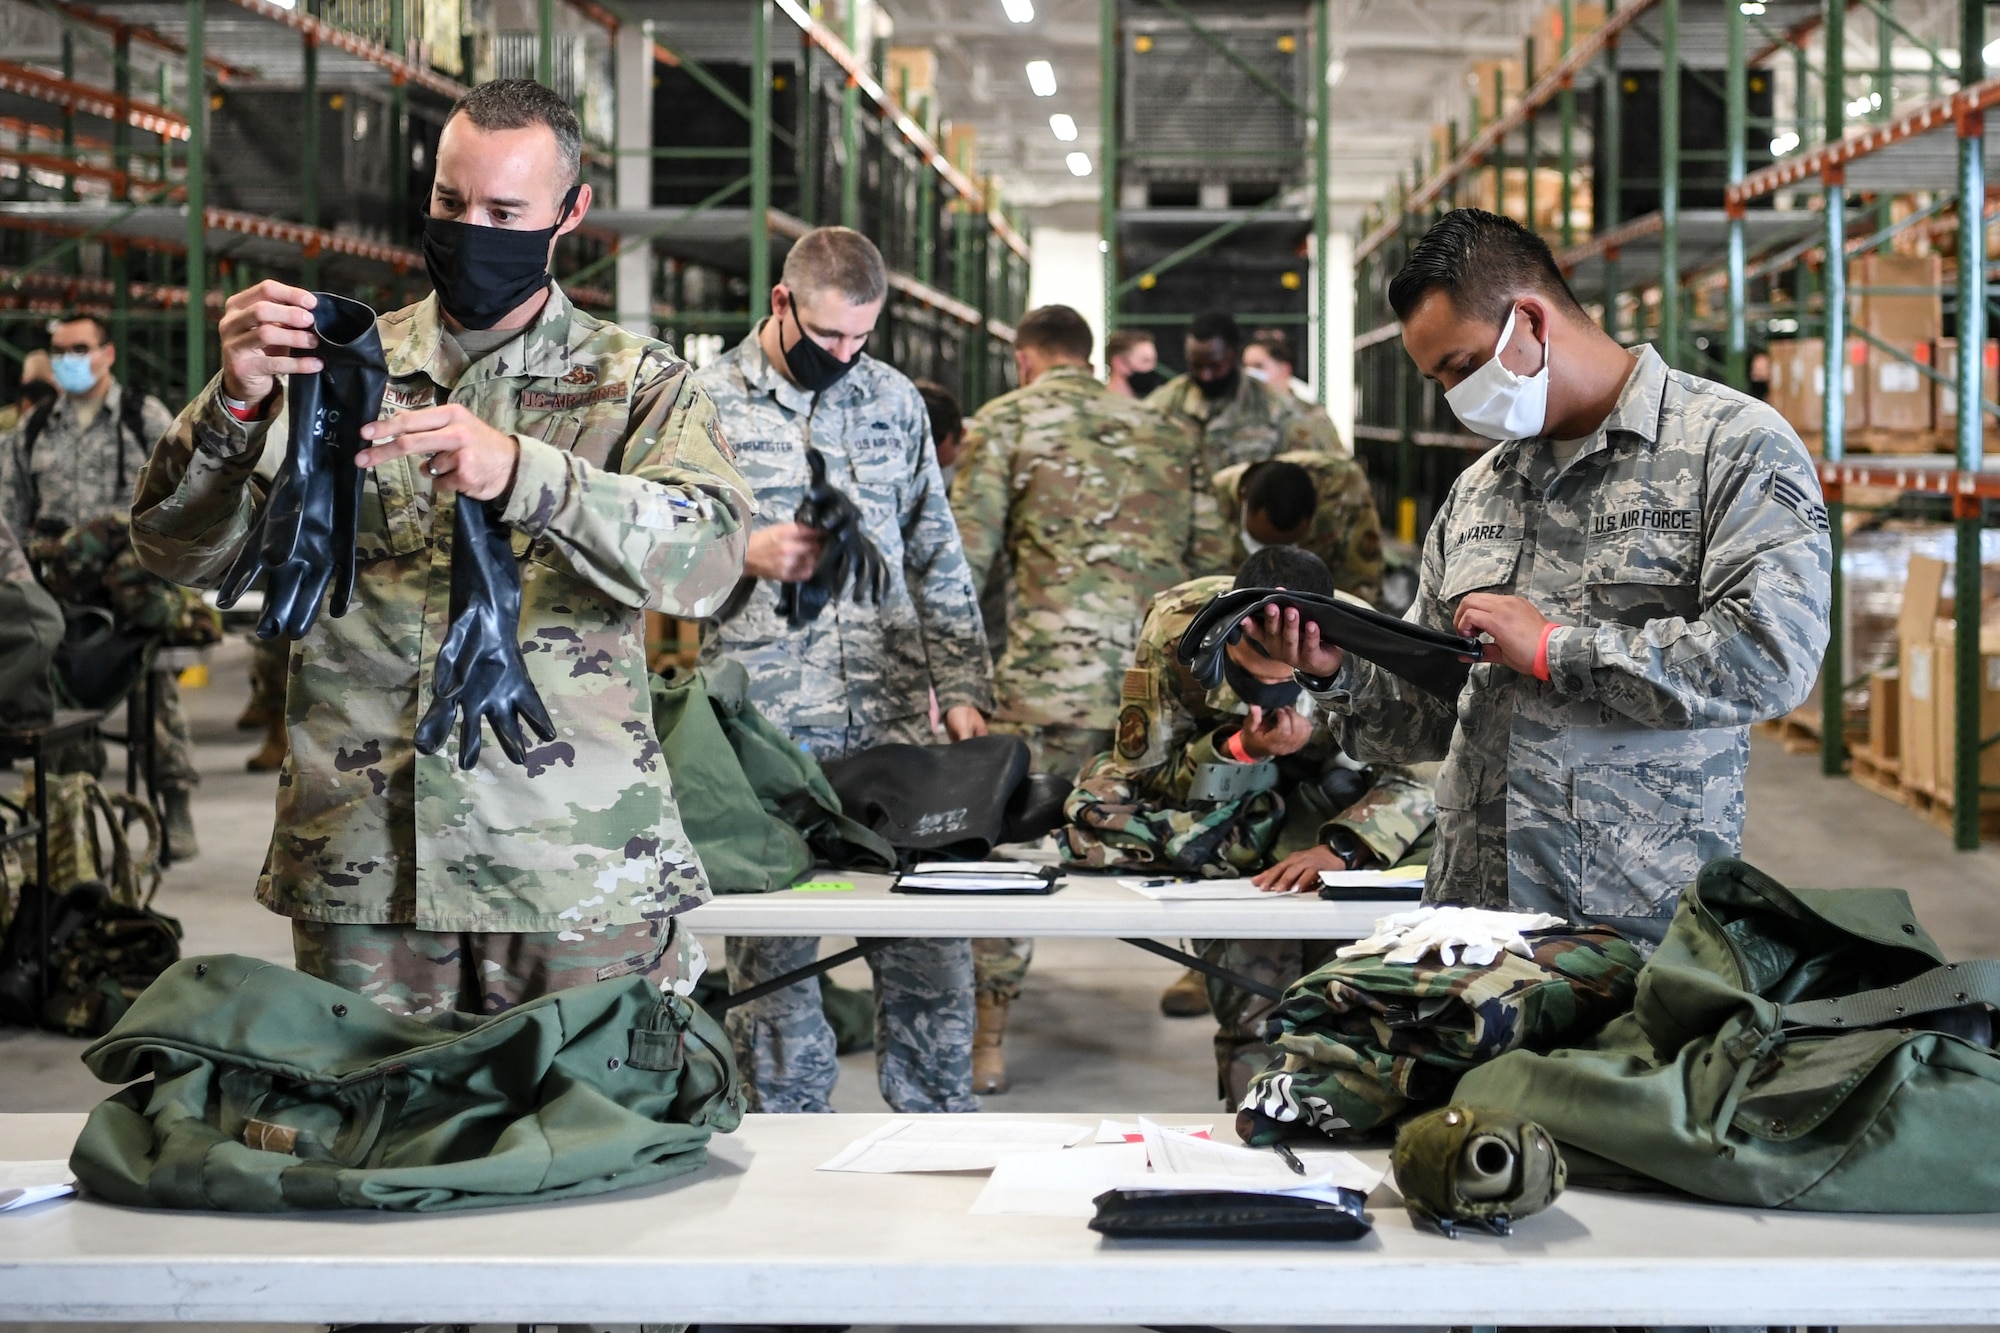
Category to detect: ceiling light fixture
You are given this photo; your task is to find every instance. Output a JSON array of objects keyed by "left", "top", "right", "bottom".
[
  {"left": 1050, "top": 113, "right": 1078, "bottom": 141},
  {"left": 1066, "top": 151, "right": 1092, "bottom": 176},
  {"left": 1001, "top": 0, "right": 1034, "bottom": 22},
  {"left": 1027, "top": 60, "right": 1058, "bottom": 96}
]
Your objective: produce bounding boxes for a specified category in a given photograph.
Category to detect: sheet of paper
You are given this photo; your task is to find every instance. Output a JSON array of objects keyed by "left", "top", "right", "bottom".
[
  {"left": 971, "top": 1144, "right": 1149, "bottom": 1216},
  {"left": 1118, "top": 877, "right": 1284, "bottom": 900},
  {"left": 1137, "top": 1117, "right": 1305, "bottom": 1183},
  {"left": 1095, "top": 1118, "right": 1210, "bottom": 1144},
  {"left": 1317, "top": 865, "right": 1428, "bottom": 889},
  {"left": 817, "top": 1118, "right": 1092, "bottom": 1173},
  {"left": 0, "top": 1161, "right": 75, "bottom": 1211}
]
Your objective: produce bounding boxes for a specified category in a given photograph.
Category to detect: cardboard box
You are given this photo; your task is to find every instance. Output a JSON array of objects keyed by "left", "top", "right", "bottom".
[
  {"left": 885, "top": 47, "right": 936, "bottom": 105},
  {"left": 1531, "top": 3, "right": 1606, "bottom": 76},
  {"left": 1868, "top": 341, "right": 1933, "bottom": 432},
  {"left": 1931, "top": 618, "right": 2000, "bottom": 810},
  {"left": 1899, "top": 556, "right": 1949, "bottom": 795},
  {"left": 1784, "top": 337, "right": 1868, "bottom": 436},
  {"left": 1934, "top": 337, "right": 2000, "bottom": 443},
  {"left": 1470, "top": 58, "right": 1526, "bottom": 116},
  {"left": 1853, "top": 253, "right": 1943, "bottom": 344},
  {"left": 1870, "top": 668, "right": 1901, "bottom": 760}
]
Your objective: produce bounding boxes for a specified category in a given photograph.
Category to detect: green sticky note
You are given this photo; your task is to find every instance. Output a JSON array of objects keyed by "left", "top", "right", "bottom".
[{"left": 792, "top": 880, "right": 856, "bottom": 892}]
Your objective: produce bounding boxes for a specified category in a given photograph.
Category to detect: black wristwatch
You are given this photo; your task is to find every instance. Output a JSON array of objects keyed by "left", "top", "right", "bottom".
[
  {"left": 1323, "top": 827, "right": 1366, "bottom": 869},
  {"left": 1294, "top": 665, "right": 1340, "bottom": 693}
]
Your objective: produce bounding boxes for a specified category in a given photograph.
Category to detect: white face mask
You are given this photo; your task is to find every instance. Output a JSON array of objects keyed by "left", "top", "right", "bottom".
[
  {"left": 1243, "top": 366, "right": 1269, "bottom": 384},
  {"left": 1240, "top": 525, "right": 1267, "bottom": 555},
  {"left": 1443, "top": 306, "right": 1551, "bottom": 441}
]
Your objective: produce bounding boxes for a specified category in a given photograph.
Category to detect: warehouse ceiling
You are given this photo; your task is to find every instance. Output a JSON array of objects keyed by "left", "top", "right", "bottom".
[{"left": 886, "top": 0, "right": 1536, "bottom": 228}]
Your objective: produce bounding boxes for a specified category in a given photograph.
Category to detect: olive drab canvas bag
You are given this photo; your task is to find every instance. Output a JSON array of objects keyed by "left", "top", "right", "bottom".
[
  {"left": 71, "top": 954, "right": 743, "bottom": 1212},
  {"left": 1455, "top": 858, "right": 2000, "bottom": 1212}
]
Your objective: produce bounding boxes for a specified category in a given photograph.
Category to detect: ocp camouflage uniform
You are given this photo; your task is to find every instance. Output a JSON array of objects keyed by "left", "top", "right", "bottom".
[
  {"left": 0, "top": 383, "right": 199, "bottom": 790},
  {"left": 1240, "top": 925, "right": 1643, "bottom": 1137},
  {"left": 1308, "top": 346, "right": 1832, "bottom": 947},
  {"left": 696, "top": 326, "right": 990, "bottom": 1114},
  {"left": 950, "top": 363, "right": 1199, "bottom": 1003},
  {"left": 1061, "top": 574, "right": 1438, "bottom": 1103},
  {"left": 131, "top": 284, "right": 753, "bottom": 1016},
  {"left": 1204, "top": 449, "right": 1386, "bottom": 598}
]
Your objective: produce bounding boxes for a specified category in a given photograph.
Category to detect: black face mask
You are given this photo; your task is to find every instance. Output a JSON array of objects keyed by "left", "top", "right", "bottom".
[
  {"left": 783, "top": 302, "right": 862, "bottom": 394},
  {"left": 1195, "top": 368, "right": 1240, "bottom": 402},
  {"left": 422, "top": 185, "right": 581, "bottom": 331},
  {"left": 1223, "top": 654, "right": 1301, "bottom": 712},
  {"left": 1125, "top": 368, "right": 1167, "bottom": 397}
]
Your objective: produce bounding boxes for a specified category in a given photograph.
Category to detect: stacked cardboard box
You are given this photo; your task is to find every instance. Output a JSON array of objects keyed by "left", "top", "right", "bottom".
[
  {"left": 1897, "top": 554, "right": 2000, "bottom": 808},
  {"left": 1934, "top": 337, "right": 2000, "bottom": 446},
  {"left": 1768, "top": 338, "right": 1866, "bottom": 439},
  {"left": 1469, "top": 58, "right": 1526, "bottom": 117},
  {"left": 1530, "top": 3, "right": 1606, "bottom": 76},
  {"left": 1462, "top": 167, "right": 1585, "bottom": 237}
]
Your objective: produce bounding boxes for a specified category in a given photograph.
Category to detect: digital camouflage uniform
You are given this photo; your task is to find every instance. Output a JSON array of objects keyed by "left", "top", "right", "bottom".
[
  {"left": 696, "top": 326, "right": 991, "bottom": 1114},
  {"left": 1206, "top": 449, "right": 1386, "bottom": 600},
  {"left": 951, "top": 365, "right": 1200, "bottom": 1002},
  {"left": 131, "top": 285, "right": 753, "bottom": 1016},
  {"left": 1309, "top": 346, "right": 1832, "bottom": 948},
  {"left": 0, "top": 383, "right": 199, "bottom": 790},
  {"left": 1062, "top": 575, "right": 1438, "bottom": 1103}
]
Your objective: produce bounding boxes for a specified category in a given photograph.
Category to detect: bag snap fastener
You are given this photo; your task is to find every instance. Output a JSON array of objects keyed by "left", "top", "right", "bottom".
[
  {"left": 1902, "top": 923, "right": 1917, "bottom": 934},
  {"left": 607, "top": 1057, "right": 621, "bottom": 1070},
  {"left": 332, "top": 1003, "right": 348, "bottom": 1017},
  {"left": 195, "top": 963, "right": 208, "bottom": 978}
]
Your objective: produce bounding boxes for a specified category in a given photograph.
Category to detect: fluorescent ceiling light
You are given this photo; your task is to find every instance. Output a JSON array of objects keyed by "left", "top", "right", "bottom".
[
  {"left": 1324, "top": 59, "right": 1346, "bottom": 88},
  {"left": 1026, "top": 60, "right": 1058, "bottom": 96},
  {"left": 1050, "top": 113, "right": 1078, "bottom": 141},
  {"left": 1002, "top": 0, "right": 1034, "bottom": 22},
  {"left": 1066, "top": 151, "right": 1092, "bottom": 176},
  {"left": 1986, "top": 37, "right": 2000, "bottom": 65}
]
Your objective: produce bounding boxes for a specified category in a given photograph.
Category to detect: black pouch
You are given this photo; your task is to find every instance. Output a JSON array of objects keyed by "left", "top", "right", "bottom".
[{"left": 1087, "top": 1187, "right": 1372, "bottom": 1242}]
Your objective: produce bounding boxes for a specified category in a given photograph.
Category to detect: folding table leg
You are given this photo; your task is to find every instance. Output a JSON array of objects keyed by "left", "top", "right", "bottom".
[
  {"left": 709, "top": 936, "right": 909, "bottom": 1012},
  {"left": 1118, "top": 937, "right": 1284, "bottom": 1002}
]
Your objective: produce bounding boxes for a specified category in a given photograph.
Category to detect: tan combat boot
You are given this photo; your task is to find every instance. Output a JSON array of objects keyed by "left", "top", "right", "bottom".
[
  {"left": 973, "top": 991, "right": 1009, "bottom": 1094},
  {"left": 1160, "top": 966, "right": 1211, "bottom": 1018},
  {"left": 245, "top": 713, "right": 287, "bottom": 773}
]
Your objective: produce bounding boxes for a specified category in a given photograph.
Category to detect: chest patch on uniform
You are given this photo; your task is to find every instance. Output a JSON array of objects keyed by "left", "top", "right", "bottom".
[
  {"left": 1116, "top": 704, "right": 1150, "bottom": 760},
  {"left": 1590, "top": 507, "right": 1699, "bottom": 536},
  {"left": 520, "top": 384, "right": 629, "bottom": 411},
  {"left": 559, "top": 366, "right": 598, "bottom": 386},
  {"left": 1767, "top": 471, "right": 1830, "bottom": 533},
  {"left": 1450, "top": 522, "right": 1514, "bottom": 549}
]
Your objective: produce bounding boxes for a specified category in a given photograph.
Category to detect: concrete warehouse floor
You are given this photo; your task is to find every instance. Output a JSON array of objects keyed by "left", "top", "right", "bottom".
[{"left": 2, "top": 636, "right": 1997, "bottom": 1333}]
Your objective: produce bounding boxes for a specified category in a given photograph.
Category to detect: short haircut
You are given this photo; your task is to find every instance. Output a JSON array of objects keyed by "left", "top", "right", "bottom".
[
  {"left": 447, "top": 79, "right": 583, "bottom": 192},
  {"left": 782, "top": 226, "right": 888, "bottom": 305},
  {"left": 1233, "top": 544, "right": 1334, "bottom": 598},
  {"left": 1242, "top": 459, "right": 1317, "bottom": 533},
  {"left": 1188, "top": 310, "right": 1242, "bottom": 349},
  {"left": 1248, "top": 328, "right": 1296, "bottom": 368},
  {"left": 914, "top": 378, "right": 963, "bottom": 446},
  {"left": 1388, "top": 208, "right": 1587, "bottom": 325},
  {"left": 1106, "top": 328, "right": 1155, "bottom": 361},
  {"left": 1014, "top": 304, "right": 1094, "bottom": 361},
  {"left": 49, "top": 311, "right": 111, "bottom": 344}
]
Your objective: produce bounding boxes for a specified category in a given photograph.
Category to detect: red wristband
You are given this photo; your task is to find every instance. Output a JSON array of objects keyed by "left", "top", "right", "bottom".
[
  {"left": 1223, "top": 729, "right": 1255, "bottom": 764},
  {"left": 1534, "top": 622, "right": 1560, "bottom": 682},
  {"left": 221, "top": 392, "right": 269, "bottom": 422}
]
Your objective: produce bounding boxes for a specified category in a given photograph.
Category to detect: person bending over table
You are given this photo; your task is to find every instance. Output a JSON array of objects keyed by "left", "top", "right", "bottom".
[
  {"left": 1063, "top": 544, "right": 1437, "bottom": 1107},
  {"left": 1244, "top": 207, "right": 1831, "bottom": 948}
]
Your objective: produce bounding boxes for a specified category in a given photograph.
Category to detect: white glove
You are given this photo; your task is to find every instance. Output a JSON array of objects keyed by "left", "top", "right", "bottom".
[{"left": 1334, "top": 905, "right": 1569, "bottom": 968}]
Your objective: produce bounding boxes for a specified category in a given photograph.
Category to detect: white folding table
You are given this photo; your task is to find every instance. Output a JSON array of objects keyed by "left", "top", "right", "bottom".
[
  {"left": 680, "top": 869, "right": 1414, "bottom": 1009},
  {"left": 5, "top": 1110, "right": 1998, "bottom": 1326}
]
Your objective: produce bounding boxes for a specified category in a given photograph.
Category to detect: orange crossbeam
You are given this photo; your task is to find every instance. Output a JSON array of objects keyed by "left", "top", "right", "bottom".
[{"left": 0, "top": 61, "right": 189, "bottom": 140}]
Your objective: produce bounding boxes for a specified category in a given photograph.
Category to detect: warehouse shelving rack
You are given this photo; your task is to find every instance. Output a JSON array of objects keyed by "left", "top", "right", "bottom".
[{"left": 1350, "top": 0, "right": 2000, "bottom": 849}]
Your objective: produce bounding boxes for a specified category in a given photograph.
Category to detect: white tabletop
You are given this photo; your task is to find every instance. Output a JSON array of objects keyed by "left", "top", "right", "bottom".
[
  {"left": 5, "top": 1111, "right": 2000, "bottom": 1325},
  {"left": 683, "top": 870, "right": 1407, "bottom": 939}
]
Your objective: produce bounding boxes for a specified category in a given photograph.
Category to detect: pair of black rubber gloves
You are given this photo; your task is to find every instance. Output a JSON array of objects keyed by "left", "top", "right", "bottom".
[
  {"left": 773, "top": 446, "right": 889, "bottom": 628},
  {"left": 215, "top": 293, "right": 554, "bottom": 771},
  {"left": 1176, "top": 586, "right": 1483, "bottom": 704}
]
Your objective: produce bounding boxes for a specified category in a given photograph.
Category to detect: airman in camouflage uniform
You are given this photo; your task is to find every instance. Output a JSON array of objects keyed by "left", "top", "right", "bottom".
[
  {"left": 1146, "top": 368, "right": 1342, "bottom": 481},
  {"left": 696, "top": 226, "right": 991, "bottom": 1115},
  {"left": 0, "top": 333, "right": 200, "bottom": 850},
  {"left": 1063, "top": 565, "right": 1438, "bottom": 1105},
  {"left": 1260, "top": 211, "right": 1832, "bottom": 951},
  {"left": 1204, "top": 450, "right": 1385, "bottom": 598},
  {"left": 947, "top": 305, "right": 1199, "bottom": 1089},
  {"left": 132, "top": 277, "right": 753, "bottom": 1014},
  {"left": 1239, "top": 923, "right": 1643, "bottom": 1138}
]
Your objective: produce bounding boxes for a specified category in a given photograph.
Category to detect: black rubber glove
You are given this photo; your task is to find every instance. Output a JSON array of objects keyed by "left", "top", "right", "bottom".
[
  {"left": 1177, "top": 586, "right": 1483, "bottom": 704},
  {"left": 775, "top": 447, "right": 889, "bottom": 628},
  {"left": 217, "top": 294, "right": 387, "bottom": 638},
  {"left": 413, "top": 496, "right": 557, "bottom": 771}
]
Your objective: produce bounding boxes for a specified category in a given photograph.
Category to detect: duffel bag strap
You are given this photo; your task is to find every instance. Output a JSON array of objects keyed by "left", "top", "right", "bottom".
[{"left": 1779, "top": 959, "right": 2000, "bottom": 1030}]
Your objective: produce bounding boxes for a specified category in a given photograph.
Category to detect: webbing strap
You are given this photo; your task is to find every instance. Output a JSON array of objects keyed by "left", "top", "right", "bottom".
[{"left": 1779, "top": 959, "right": 2000, "bottom": 1029}]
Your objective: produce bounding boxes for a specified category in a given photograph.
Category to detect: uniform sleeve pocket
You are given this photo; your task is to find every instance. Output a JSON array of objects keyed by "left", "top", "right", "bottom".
[{"left": 1438, "top": 540, "right": 1522, "bottom": 602}]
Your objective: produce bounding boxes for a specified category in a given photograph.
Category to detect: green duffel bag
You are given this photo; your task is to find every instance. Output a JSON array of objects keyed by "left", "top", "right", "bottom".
[
  {"left": 1456, "top": 857, "right": 2000, "bottom": 1212},
  {"left": 70, "top": 953, "right": 742, "bottom": 1212}
]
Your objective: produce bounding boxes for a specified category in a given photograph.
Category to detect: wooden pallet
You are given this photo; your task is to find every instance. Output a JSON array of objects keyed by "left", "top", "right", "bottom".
[
  {"left": 1847, "top": 742, "right": 1904, "bottom": 805},
  {"left": 1848, "top": 428, "right": 1954, "bottom": 456},
  {"left": 1755, "top": 707, "right": 1823, "bottom": 754},
  {"left": 1894, "top": 782, "right": 2000, "bottom": 839}
]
